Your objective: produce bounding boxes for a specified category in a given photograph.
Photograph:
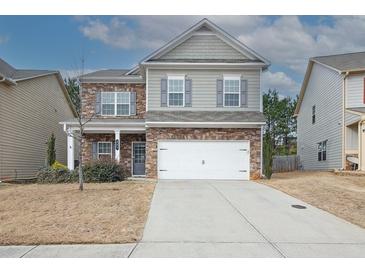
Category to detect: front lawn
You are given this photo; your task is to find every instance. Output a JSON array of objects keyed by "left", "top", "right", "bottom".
[
  {"left": 260, "top": 171, "right": 365, "bottom": 229},
  {"left": 0, "top": 182, "right": 155, "bottom": 245}
]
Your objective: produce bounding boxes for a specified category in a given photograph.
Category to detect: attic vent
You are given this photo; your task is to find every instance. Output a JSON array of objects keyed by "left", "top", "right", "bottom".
[{"left": 196, "top": 25, "right": 211, "bottom": 32}]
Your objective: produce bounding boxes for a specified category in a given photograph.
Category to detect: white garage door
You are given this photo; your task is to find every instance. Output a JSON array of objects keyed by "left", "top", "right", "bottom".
[{"left": 158, "top": 140, "right": 250, "bottom": 180}]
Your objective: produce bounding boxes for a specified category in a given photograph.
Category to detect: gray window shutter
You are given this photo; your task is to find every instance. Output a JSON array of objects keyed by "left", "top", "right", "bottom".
[
  {"left": 216, "top": 79, "right": 223, "bottom": 107},
  {"left": 241, "top": 79, "right": 248, "bottom": 107},
  {"left": 92, "top": 142, "right": 98, "bottom": 160},
  {"left": 95, "top": 91, "right": 101, "bottom": 115},
  {"left": 112, "top": 141, "right": 115, "bottom": 161},
  {"left": 185, "top": 79, "right": 192, "bottom": 107},
  {"left": 161, "top": 78, "right": 168, "bottom": 107},
  {"left": 130, "top": 91, "right": 136, "bottom": 115}
]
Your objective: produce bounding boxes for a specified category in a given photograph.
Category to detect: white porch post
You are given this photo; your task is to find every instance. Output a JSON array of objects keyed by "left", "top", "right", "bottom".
[
  {"left": 67, "top": 129, "right": 74, "bottom": 170},
  {"left": 115, "top": 129, "right": 120, "bottom": 163}
]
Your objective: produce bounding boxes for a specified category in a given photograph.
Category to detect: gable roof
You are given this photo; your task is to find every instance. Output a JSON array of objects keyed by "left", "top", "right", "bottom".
[
  {"left": 0, "top": 58, "right": 57, "bottom": 83},
  {"left": 126, "top": 18, "right": 270, "bottom": 75},
  {"left": 0, "top": 58, "right": 77, "bottom": 117},
  {"left": 294, "top": 51, "right": 365, "bottom": 116},
  {"left": 311, "top": 52, "right": 365, "bottom": 73}
]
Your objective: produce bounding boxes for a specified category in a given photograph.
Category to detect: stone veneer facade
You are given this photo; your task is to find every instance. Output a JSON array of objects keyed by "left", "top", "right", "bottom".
[
  {"left": 81, "top": 133, "right": 146, "bottom": 177},
  {"left": 145, "top": 127, "right": 262, "bottom": 180},
  {"left": 81, "top": 83, "right": 146, "bottom": 119}
]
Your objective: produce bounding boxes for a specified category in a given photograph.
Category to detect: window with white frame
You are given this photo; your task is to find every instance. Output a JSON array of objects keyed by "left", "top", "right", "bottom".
[
  {"left": 101, "top": 92, "right": 130, "bottom": 116},
  {"left": 224, "top": 76, "right": 240, "bottom": 107},
  {"left": 168, "top": 76, "right": 184, "bottom": 107},
  {"left": 98, "top": 142, "right": 112, "bottom": 160},
  {"left": 317, "top": 140, "right": 327, "bottom": 161}
]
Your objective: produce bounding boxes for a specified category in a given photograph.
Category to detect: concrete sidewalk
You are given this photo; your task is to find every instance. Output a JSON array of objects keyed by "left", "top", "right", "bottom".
[
  {"left": 1, "top": 180, "right": 365, "bottom": 258},
  {"left": 0, "top": 244, "right": 136, "bottom": 258}
]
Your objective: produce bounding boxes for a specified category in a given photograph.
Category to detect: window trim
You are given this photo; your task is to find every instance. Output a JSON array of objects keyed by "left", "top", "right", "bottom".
[
  {"left": 97, "top": 141, "right": 112, "bottom": 160},
  {"left": 223, "top": 76, "right": 241, "bottom": 108},
  {"left": 101, "top": 92, "right": 131, "bottom": 116},
  {"left": 317, "top": 140, "right": 327, "bottom": 161},
  {"left": 167, "top": 75, "right": 185, "bottom": 107}
]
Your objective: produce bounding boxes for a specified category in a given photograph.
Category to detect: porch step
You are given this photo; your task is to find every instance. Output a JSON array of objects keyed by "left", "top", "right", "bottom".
[{"left": 333, "top": 169, "right": 365, "bottom": 177}]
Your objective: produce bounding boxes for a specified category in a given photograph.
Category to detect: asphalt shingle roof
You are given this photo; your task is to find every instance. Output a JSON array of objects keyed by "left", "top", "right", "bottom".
[
  {"left": 80, "top": 69, "right": 130, "bottom": 78},
  {"left": 312, "top": 52, "right": 365, "bottom": 72},
  {"left": 0, "top": 58, "right": 56, "bottom": 80}
]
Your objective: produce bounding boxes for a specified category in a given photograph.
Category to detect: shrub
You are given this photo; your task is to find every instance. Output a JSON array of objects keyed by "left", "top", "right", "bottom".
[
  {"left": 36, "top": 167, "right": 76, "bottom": 184},
  {"left": 263, "top": 131, "right": 273, "bottom": 179},
  {"left": 51, "top": 160, "right": 68, "bottom": 170},
  {"left": 36, "top": 160, "right": 125, "bottom": 184},
  {"left": 82, "top": 160, "right": 125, "bottom": 182},
  {"left": 46, "top": 133, "right": 56, "bottom": 166}
]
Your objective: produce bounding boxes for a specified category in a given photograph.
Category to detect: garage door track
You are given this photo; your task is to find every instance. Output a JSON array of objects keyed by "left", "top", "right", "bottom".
[{"left": 130, "top": 180, "right": 365, "bottom": 257}]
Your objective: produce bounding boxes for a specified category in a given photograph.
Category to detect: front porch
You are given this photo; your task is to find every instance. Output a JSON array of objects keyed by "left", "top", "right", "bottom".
[
  {"left": 345, "top": 109, "right": 365, "bottom": 171},
  {"left": 61, "top": 119, "right": 146, "bottom": 177}
]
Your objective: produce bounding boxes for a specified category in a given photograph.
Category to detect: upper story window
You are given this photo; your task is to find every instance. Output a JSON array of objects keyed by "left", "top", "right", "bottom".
[
  {"left": 317, "top": 140, "right": 327, "bottom": 161},
  {"left": 168, "top": 76, "right": 185, "bottom": 107},
  {"left": 224, "top": 76, "right": 240, "bottom": 107},
  {"left": 312, "top": 105, "right": 316, "bottom": 124},
  {"left": 101, "top": 92, "right": 130, "bottom": 116}
]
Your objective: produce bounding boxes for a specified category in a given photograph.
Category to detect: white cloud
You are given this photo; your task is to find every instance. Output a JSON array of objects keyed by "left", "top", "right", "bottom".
[
  {"left": 0, "top": 35, "right": 9, "bottom": 44},
  {"left": 262, "top": 70, "right": 300, "bottom": 95}
]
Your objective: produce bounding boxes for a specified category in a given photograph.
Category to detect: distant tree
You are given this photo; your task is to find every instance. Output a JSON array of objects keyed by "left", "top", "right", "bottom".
[
  {"left": 263, "top": 131, "right": 273, "bottom": 179},
  {"left": 47, "top": 133, "right": 56, "bottom": 166},
  {"left": 263, "top": 89, "right": 297, "bottom": 155},
  {"left": 64, "top": 78, "right": 80, "bottom": 113}
]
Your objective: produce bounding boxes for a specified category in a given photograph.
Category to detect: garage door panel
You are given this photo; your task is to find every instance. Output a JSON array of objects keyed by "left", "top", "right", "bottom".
[{"left": 158, "top": 141, "right": 249, "bottom": 180}]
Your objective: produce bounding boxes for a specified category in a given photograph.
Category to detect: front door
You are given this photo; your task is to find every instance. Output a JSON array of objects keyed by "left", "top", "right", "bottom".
[{"left": 133, "top": 142, "right": 146, "bottom": 176}]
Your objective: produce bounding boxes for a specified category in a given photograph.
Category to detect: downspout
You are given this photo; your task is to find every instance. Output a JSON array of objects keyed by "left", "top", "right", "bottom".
[{"left": 342, "top": 71, "right": 350, "bottom": 170}]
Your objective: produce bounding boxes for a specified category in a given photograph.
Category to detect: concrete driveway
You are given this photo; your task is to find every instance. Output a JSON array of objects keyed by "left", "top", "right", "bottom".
[{"left": 131, "top": 180, "right": 365, "bottom": 257}]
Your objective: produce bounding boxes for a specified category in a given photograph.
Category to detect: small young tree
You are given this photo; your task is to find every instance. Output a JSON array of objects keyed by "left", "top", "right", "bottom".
[
  {"left": 64, "top": 58, "right": 94, "bottom": 191},
  {"left": 47, "top": 133, "right": 56, "bottom": 166},
  {"left": 263, "top": 131, "right": 273, "bottom": 179}
]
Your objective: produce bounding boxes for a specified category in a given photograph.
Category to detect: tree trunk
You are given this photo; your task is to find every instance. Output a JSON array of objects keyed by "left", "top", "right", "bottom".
[{"left": 78, "top": 130, "right": 84, "bottom": 191}]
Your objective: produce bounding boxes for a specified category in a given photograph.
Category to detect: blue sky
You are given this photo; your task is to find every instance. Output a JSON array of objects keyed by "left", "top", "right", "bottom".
[{"left": 1, "top": 16, "right": 364, "bottom": 97}]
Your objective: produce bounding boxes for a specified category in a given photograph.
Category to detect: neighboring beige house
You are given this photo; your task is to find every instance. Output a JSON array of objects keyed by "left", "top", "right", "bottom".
[
  {"left": 0, "top": 58, "right": 76, "bottom": 181},
  {"left": 295, "top": 52, "right": 365, "bottom": 171},
  {"left": 61, "top": 18, "right": 270, "bottom": 180}
]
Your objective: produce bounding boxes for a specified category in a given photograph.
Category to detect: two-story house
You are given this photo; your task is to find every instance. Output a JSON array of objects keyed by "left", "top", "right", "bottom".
[
  {"left": 295, "top": 52, "right": 365, "bottom": 171},
  {"left": 61, "top": 18, "right": 270, "bottom": 180},
  {"left": 0, "top": 58, "right": 76, "bottom": 181}
]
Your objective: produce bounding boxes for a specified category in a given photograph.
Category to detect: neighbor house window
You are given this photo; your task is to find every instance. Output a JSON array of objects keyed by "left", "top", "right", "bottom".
[
  {"left": 318, "top": 140, "right": 327, "bottom": 161},
  {"left": 101, "top": 92, "right": 130, "bottom": 116},
  {"left": 312, "top": 105, "right": 316, "bottom": 124},
  {"left": 168, "top": 76, "right": 184, "bottom": 107},
  {"left": 98, "top": 142, "right": 112, "bottom": 160},
  {"left": 224, "top": 76, "right": 240, "bottom": 107}
]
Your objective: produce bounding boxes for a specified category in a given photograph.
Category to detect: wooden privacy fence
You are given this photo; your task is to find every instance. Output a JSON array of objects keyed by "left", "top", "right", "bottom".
[{"left": 272, "top": 155, "right": 300, "bottom": 173}]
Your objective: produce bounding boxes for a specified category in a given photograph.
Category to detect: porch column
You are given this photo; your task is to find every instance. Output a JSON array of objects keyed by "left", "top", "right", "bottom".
[
  {"left": 115, "top": 129, "right": 120, "bottom": 163},
  {"left": 67, "top": 129, "right": 74, "bottom": 170}
]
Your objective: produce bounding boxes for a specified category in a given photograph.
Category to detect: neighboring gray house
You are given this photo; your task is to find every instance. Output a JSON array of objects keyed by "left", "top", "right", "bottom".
[
  {"left": 0, "top": 58, "right": 76, "bottom": 181},
  {"left": 295, "top": 52, "right": 365, "bottom": 171},
  {"left": 61, "top": 18, "right": 270, "bottom": 180}
]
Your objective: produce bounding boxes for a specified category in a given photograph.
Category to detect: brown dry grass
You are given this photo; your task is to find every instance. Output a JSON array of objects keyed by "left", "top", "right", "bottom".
[
  {"left": 260, "top": 171, "right": 365, "bottom": 228},
  {"left": 0, "top": 182, "right": 155, "bottom": 245}
]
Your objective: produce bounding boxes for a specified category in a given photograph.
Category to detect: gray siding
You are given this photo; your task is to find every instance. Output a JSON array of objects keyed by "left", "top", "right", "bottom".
[
  {"left": 345, "top": 111, "right": 360, "bottom": 126},
  {"left": 159, "top": 35, "right": 248, "bottom": 60},
  {"left": 297, "top": 63, "right": 343, "bottom": 170},
  {"left": 346, "top": 73, "right": 365, "bottom": 108},
  {"left": 147, "top": 69, "right": 260, "bottom": 111},
  {"left": 0, "top": 75, "right": 75, "bottom": 180}
]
